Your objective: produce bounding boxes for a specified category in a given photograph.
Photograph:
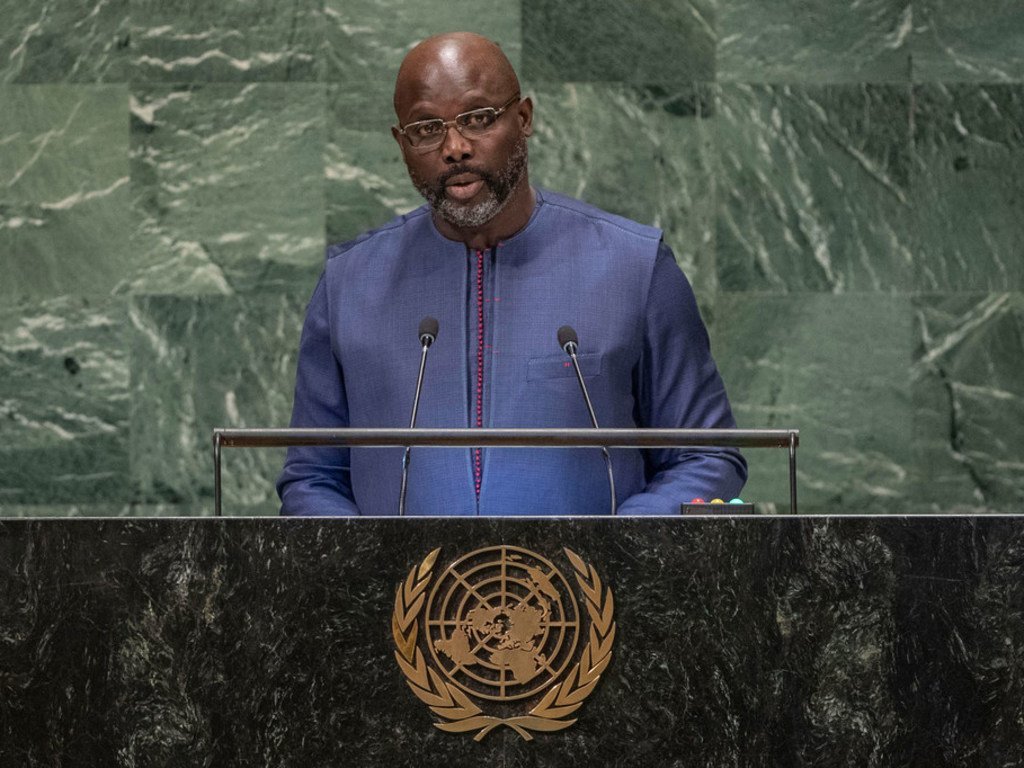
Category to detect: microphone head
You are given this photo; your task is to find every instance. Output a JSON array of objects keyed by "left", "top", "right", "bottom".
[
  {"left": 418, "top": 316, "right": 439, "bottom": 347},
  {"left": 557, "top": 325, "right": 579, "bottom": 355}
]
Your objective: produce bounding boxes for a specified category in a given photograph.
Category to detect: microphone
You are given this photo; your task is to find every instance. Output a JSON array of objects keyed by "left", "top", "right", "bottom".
[
  {"left": 557, "top": 325, "right": 578, "bottom": 356},
  {"left": 557, "top": 325, "right": 617, "bottom": 516},
  {"left": 399, "top": 316, "right": 439, "bottom": 516},
  {"left": 419, "top": 316, "right": 438, "bottom": 348}
]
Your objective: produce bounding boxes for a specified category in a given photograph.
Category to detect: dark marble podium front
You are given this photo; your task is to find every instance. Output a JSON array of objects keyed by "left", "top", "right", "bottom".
[{"left": 2, "top": 516, "right": 1023, "bottom": 767}]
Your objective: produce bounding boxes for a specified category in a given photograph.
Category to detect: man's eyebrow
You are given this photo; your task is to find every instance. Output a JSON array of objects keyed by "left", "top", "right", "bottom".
[
  {"left": 406, "top": 113, "right": 440, "bottom": 123},
  {"left": 404, "top": 91, "right": 493, "bottom": 120},
  {"left": 403, "top": 102, "right": 441, "bottom": 121}
]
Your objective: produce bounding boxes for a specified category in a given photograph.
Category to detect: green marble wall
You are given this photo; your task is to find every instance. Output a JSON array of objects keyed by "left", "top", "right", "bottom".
[{"left": 1, "top": 1, "right": 1021, "bottom": 516}]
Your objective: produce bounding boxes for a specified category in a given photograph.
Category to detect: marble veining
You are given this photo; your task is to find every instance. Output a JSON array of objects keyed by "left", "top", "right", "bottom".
[
  {"left": 0, "top": 0, "right": 129, "bottom": 83},
  {"left": 0, "top": 2, "right": 1022, "bottom": 515},
  {"left": 129, "top": 83, "right": 325, "bottom": 295},
  {"left": 912, "top": 293, "right": 1024, "bottom": 509},
  {"left": 325, "top": 86, "right": 423, "bottom": 245},
  {"left": 912, "top": 0, "right": 1024, "bottom": 82},
  {"left": 1, "top": 85, "right": 131, "bottom": 301},
  {"left": 130, "top": 0, "right": 325, "bottom": 82},
  {"left": 523, "top": 0, "right": 715, "bottom": 83},
  {"left": 128, "top": 293, "right": 305, "bottom": 514},
  {"left": 716, "top": 84, "right": 914, "bottom": 292},
  {"left": 0, "top": 296, "right": 130, "bottom": 506},
  {"left": 326, "top": 0, "right": 523, "bottom": 84},
  {"left": 718, "top": 0, "right": 911, "bottom": 83},
  {"left": 713, "top": 293, "right": 912, "bottom": 511},
  {"left": 911, "top": 84, "right": 1024, "bottom": 291}
]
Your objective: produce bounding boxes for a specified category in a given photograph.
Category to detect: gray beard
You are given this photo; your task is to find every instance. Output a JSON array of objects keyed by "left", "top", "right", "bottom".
[{"left": 413, "top": 139, "right": 528, "bottom": 229}]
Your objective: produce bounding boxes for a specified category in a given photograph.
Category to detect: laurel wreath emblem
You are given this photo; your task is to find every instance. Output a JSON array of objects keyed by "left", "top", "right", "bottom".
[{"left": 391, "top": 547, "right": 616, "bottom": 741}]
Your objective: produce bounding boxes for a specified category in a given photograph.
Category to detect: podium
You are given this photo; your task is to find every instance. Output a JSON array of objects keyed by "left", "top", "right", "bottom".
[{"left": 2, "top": 515, "right": 1023, "bottom": 765}]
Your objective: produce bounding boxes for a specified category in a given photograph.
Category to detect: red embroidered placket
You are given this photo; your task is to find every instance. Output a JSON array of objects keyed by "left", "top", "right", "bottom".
[{"left": 473, "top": 248, "right": 485, "bottom": 499}]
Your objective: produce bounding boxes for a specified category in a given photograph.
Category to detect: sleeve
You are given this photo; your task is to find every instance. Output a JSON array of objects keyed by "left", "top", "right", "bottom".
[
  {"left": 276, "top": 272, "right": 361, "bottom": 516},
  {"left": 616, "top": 241, "right": 748, "bottom": 515}
]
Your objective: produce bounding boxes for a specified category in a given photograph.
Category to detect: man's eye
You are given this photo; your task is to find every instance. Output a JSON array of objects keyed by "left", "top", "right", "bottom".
[
  {"left": 461, "top": 111, "right": 495, "bottom": 128},
  {"left": 413, "top": 122, "right": 442, "bottom": 137}
]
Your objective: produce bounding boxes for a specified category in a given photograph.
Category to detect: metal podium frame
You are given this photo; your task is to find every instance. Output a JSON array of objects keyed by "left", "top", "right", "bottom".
[{"left": 211, "top": 427, "right": 800, "bottom": 517}]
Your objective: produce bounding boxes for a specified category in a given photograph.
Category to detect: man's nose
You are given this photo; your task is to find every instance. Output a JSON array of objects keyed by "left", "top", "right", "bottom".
[{"left": 441, "top": 124, "right": 473, "bottom": 163}]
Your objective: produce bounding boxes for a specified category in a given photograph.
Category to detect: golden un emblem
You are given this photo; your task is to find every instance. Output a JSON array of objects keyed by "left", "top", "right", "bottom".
[{"left": 392, "top": 546, "right": 616, "bottom": 741}]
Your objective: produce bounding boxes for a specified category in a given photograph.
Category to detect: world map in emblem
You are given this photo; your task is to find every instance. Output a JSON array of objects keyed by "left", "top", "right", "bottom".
[{"left": 425, "top": 545, "right": 581, "bottom": 701}]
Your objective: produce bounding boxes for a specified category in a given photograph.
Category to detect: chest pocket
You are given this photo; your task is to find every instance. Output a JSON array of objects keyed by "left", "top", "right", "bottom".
[{"left": 527, "top": 352, "right": 603, "bottom": 381}]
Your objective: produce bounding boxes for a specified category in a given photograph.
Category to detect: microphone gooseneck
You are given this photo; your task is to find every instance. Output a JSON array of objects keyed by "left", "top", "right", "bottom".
[
  {"left": 399, "top": 316, "right": 439, "bottom": 516},
  {"left": 557, "top": 325, "right": 617, "bottom": 516}
]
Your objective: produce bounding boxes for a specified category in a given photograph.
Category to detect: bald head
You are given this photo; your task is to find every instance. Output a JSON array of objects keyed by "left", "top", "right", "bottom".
[
  {"left": 391, "top": 32, "right": 535, "bottom": 246},
  {"left": 394, "top": 33, "right": 520, "bottom": 120}
]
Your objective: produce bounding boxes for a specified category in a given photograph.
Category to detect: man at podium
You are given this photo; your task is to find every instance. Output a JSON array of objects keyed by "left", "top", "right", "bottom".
[{"left": 277, "top": 32, "right": 746, "bottom": 516}]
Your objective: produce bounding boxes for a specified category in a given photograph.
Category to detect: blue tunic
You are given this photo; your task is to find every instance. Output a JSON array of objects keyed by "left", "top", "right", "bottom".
[{"left": 278, "top": 189, "right": 747, "bottom": 516}]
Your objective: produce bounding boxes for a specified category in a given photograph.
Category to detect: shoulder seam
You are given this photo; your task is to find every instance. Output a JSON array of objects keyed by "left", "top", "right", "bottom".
[
  {"left": 539, "top": 194, "right": 662, "bottom": 242},
  {"left": 327, "top": 207, "right": 430, "bottom": 260}
]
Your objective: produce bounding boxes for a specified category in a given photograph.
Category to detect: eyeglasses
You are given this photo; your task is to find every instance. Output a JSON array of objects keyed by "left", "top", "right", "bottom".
[{"left": 395, "top": 94, "right": 521, "bottom": 149}]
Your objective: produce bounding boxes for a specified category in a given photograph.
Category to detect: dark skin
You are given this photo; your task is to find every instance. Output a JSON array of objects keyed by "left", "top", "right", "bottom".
[{"left": 392, "top": 33, "right": 535, "bottom": 251}]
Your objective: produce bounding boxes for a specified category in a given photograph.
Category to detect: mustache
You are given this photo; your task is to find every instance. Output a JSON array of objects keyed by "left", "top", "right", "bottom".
[{"left": 437, "top": 165, "right": 496, "bottom": 187}]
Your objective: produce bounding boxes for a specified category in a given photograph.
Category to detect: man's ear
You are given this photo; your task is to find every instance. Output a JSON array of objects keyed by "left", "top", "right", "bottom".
[
  {"left": 518, "top": 96, "right": 534, "bottom": 138},
  {"left": 391, "top": 124, "right": 403, "bottom": 148}
]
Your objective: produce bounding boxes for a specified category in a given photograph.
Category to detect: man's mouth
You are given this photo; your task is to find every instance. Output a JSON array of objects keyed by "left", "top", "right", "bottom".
[{"left": 444, "top": 174, "right": 485, "bottom": 202}]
